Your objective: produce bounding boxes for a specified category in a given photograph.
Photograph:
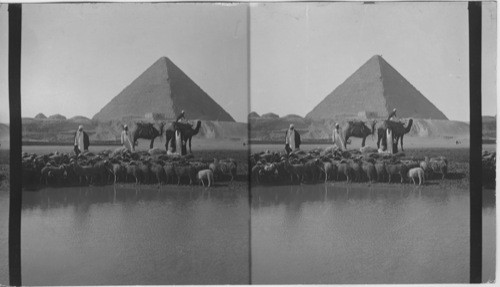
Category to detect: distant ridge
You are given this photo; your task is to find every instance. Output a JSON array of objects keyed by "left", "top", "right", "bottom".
[
  {"left": 93, "top": 57, "right": 235, "bottom": 122},
  {"left": 306, "top": 55, "right": 448, "bottom": 120}
]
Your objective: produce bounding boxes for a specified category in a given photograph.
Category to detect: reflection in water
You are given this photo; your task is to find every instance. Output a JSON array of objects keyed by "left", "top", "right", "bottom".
[
  {"left": 251, "top": 184, "right": 472, "bottom": 284},
  {"left": 482, "top": 189, "right": 496, "bottom": 282},
  {"left": 21, "top": 185, "right": 249, "bottom": 285},
  {"left": 0, "top": 192, "right": 8, "bottom": 285}
]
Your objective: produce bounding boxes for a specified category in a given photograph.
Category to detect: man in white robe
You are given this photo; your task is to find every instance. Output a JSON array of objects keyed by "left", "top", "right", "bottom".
[
  {"left": 175, "top": 130, "right": 183, "bottom": 155},
  {"left": 386, "top": 128, "right": 394, "bottom": 154},
  {"left": 74, "top": 125, "right": 85, "bottom": 155},
  {"left": 285, "top": 124, "right": 301, "bottom": 154},
  {"left": 121, "top": 125, "right": 133, "bottom": 151},
  {"left": 332, "top": 123, "right": 346, "bottom": 151}
]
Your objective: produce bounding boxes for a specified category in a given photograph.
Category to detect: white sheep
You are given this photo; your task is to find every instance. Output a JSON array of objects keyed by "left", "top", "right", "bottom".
[
  {"left": 197, "top": 169, "right": 214, "bottom": 187},
  {"left": 407, "top": 167, "right": 425, "bottom": 186}
]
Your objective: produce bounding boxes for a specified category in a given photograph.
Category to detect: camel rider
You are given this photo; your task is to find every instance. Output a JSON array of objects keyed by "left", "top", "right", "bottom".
[
  {"left": 332, "top": 123, "right": 346, "bottom": 151},
  {"left": 121, "top": 124, "right": 133, "bottom": 151},
  {"left": 74, "top": 125, "right": 89, "bottom": 155},
  {"left": 388, "top": 108, "right": 397, "bottom": 121},
  {"left": 285, "top": 124, "right": 301, "bottom": 155},
  {"left": 176, "top": 110, "right": 186, "bottom": 123}
]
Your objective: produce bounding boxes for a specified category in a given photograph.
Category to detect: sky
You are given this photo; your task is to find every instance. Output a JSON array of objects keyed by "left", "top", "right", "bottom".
[
  {"left": 250, "top": 2, "right": 496, "bottom": 122},
  {"left": 0, "top": 3, "right": 248, "bottom": 123},
  {"left": 0, "top": 2, "right": 497, "bottom": 123}
]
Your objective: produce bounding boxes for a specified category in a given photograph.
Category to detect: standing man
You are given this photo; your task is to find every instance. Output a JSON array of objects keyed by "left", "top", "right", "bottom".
[
  {"left": 386, "top": 128, "right": 394, "bottom": 154},
  {"left": 174, "top": 110, "right": 186, "bottom": 154},
  {"left": 285, "top": 124, "right": 301, "bottom": 155},
  {"left": 74, "top": 125, "right": 89, "bottom": 155},
  {"left": 121, "top": 124, "right": 133, "bottom": 151},
  {"left": 332, "top": 123, "right": 346, "bottom": 151}
]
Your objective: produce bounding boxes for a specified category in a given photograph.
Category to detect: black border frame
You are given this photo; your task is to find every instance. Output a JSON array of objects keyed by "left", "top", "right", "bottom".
[
  {"left": 468, "top": 1, "right": 482, "bottom": 283},
  {"left": 8, "top": 4, "right": 22, "bottom": 286}
]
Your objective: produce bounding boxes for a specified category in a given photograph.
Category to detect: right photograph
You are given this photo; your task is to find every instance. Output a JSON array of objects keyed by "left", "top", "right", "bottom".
[{"left": 249, "top": 2, "right": 493, "bottom": 284}]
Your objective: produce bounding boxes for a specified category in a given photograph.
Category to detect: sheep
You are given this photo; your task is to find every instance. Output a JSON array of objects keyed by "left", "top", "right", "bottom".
[
  {"left": 163, "top": 163, "right": 176, "bottom": 184},
  {"left": 93, "top": 160, "right": 111, "bottom": 184},
  {"left": 110, "top": 162, "right": 126, "bottom": 184},
  {"left": 401, "top": 159, "right": 420, "bottom": 170},
  {"left": 173, "top": 163, "right": 197, "bottom": 185},
  {"left": 258, "top": 163, "right": 279, "bottom": 182},
  {"left": 251, "top": 164, "right": 263, "bottom": 183},
  {"left": 150, "top": 161, "right": 166, "bottom": 186},
  {"left": 283, "top": 160, "right": 306, "bottom": 183},
  {"left": 385, "top": 163, "right": 408, "bottom": 183},
  {"left": 321, "top": 161, "right": 338, "bottom": 182},
  {"left": 72, "top": 162, "right": 106, "bottom": 185},
  {"left": 138, "top": 161, "right": 151, "bottom": 184},
  {"left": 40, "top": 164, "right": 67, "bottom": 185},
  {"left": 427, "top": 156, "right": 448, "bottom": 180},
  {"left": 361, "top": 161, "right": 377, "bottom": 182},
  {"left": 211, "top": 158, "right": 238, "bottom": 182},
  {"left": 408, "top": 167, "right": 425, "bottom": 185},
  {"left": 349, "top": 159, "right": 364, "bottom": 182},
  {"left": 337, "top": 161, "right": 354, "bottom": 183},
  {"left": 197, "top": 169, "right": 214, "bottom": 187},
  {"left": 40, "top": 164, "right": 66, "bottom": 184},
  {"left": 374, "top": 161, "right": 387, "bottom": 182},
  {"left": 125, "top": 162, "right": 142, "bottom": 185},
  {"left": 304, "top": 158, "right": 322, "bottom": 182}
]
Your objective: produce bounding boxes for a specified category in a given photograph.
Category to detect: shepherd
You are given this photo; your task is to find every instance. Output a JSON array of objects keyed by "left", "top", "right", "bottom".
[
  {"left": 386, "top": 128, "right": 394, "bottom": 154},
  {"left": 121, "top": 124, "right": 133, "bottom": 151},
  {"left": 174, "top": 110, "right": 186, "bottom": 154},
  {"left": 285, "top": 124, "right": 301, "bottom": 155},
  {"left": 332, "top": 123, "right": 346, "bottom": 151},
  {"left": 74, "top": 125, "right": 89, "bottom": 155}
]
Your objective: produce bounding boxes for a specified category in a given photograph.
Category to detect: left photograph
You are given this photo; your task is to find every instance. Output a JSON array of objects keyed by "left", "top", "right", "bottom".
[{"left": 14, "top": 3, "right": 249, "bottom": 285}]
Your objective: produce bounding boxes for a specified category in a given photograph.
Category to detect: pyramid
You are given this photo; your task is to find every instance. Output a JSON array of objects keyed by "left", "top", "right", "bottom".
[
  {"left": 306, "top": 55, "right": 448, "bottom": 121},
  {"left": 93, "top": 57, "right": 235, "bottom": 122}
]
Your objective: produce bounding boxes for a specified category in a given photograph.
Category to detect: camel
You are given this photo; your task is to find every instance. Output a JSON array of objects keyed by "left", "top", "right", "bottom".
[
  {"left": 376, "top": 119, "right": 413, "bottom": 152},
  {"left": 165, "top": 120, "right": 202, "bottom": 154},
  {"left": 341, "top": 120, "right": 376, "bottom": 148},
  {"left": 131, "top": 122, "right": 165, "bottom": 151}
]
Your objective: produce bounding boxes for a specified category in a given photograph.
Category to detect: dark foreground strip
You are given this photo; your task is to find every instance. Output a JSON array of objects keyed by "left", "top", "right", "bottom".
[
  {"left": 468, "top": 2, "right": 482, "bottom": 284},
  {"left": 9, "top": 4, "right": 22, "bottom": 286}
]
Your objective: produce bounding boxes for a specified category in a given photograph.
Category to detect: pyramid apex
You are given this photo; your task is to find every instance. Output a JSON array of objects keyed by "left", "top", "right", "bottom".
[
  {"left": 155, "top": 56, "right": 170, "bottom": 64},
  {"left": 369, "top": 54, "right": 384, "bottom": 62}
]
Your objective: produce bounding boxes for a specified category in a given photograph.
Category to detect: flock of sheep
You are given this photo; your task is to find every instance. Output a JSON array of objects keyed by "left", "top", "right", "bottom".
[
  {"left": 482, "top": 151, "right": 496, "bottom": 187},
  {"left": 20, "top": 145, "right": 469, "bottom": 189},
  {"left": 22, "top": 148, "right": 238, "bottom": 188},
  {"left": 251, "top": 147, "right": 449, "bottom": 186}
]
